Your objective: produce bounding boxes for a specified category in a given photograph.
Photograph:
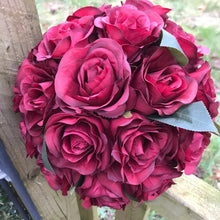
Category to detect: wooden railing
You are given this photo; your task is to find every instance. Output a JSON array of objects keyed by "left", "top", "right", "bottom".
[
  {"left": 107, "top": 174, "right": 220, "bottom": 220},
  {"left": 0, "top": 1, "right": 220, "bottom": 219}
]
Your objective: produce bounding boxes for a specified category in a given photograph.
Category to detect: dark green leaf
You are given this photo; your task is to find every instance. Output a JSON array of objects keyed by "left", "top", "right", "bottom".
[
  {"left": 214, "top": 122, "right": 220, "bottom": 134},
  {"left": 160, "top": 29, "right": 188, "bottom": 66},
  {"left": 124, "top": 190, "right": 140, "bottom": 202},
  {"left": 75, "top": 175, "right": 85, "bottom": 188},
  {"left": 147, "top": 101, "right": 220, "bottom": 135},
  {"left": 42, "top": 137, "right": 55, "bottom": 174},
  {"left": 69, "top": 175, "right": 85, "bottom": 195}
]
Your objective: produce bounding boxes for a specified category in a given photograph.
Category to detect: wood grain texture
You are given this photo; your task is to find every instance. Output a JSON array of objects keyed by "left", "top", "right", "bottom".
[
  {"left": 76, "top": 194, "right": 98, "bottom": 220},
  {"left": 146, "top": 174, "right": 220, "bottom": 220},
  {"left": 0, "top": 1, "right": 81, "bottom": 219},
  {"left": 115, "top": 200, "right": 147, "bottom": 220}
]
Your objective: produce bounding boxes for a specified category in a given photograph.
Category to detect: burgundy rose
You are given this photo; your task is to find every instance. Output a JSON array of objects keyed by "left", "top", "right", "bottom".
[
  {"left": 45, "top": 113, "right": 110, "bottom": 175},
  {"left": 19, "top": 119, "right": 42, "bottom": 157},
  {"left": 67, "top": 6, "right": 104, "bottom": 21},
  {"left": 34, "top": 23, "right": 71, "bottom": 61},
  {"left": 177, "top": 129, "right": 211, "bottom": 175},
  {"left": 95, "top": 0, "right": 167, "bottom": 59},
  {"left": 38, "top": 159, "right": 81, "bottom": 196},
  {"left": 13, "top": 59, "right": 56, "bottom": 114},
  {"left": 125, "top": 163, "right": 181, "bottom": 201},
  {"left": 34, "top": 6, "right": 103, "bottom": 61},
  {"left": 108, "top": 112, "right": 179, "bottom": 185},
  {"left": 190, "top": 62, "right": 219, "bottom": 118},
  {"left": 125, "top": 0, "right": 171, "bottom": 19},
  {"left": 131, "top": 47, "right": 198, "bottom": 115},
  {"left": 76, "top": 173, "right": 130, "bottom": 209},
  {"left": 165, "top": 20, "right": 210, "bottom": 72},
  {"left": 13, "top": 58, "right": 56, "bottom": 156},
  {"left": 55, "top": 38, "right": 131, "bottom": 118}
]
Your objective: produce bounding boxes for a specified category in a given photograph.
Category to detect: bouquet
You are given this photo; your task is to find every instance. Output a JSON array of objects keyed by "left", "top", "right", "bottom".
[{"left": 13, "top": 0, "right": 219, "bottom": 210}]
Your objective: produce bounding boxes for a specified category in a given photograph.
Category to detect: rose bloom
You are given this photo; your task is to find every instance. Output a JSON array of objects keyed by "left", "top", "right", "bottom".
[
  {"left": 34, "top": 6, "right": 104, "bottom": 61},
  {"left": 19, "top": 118, "right": 43, "bottom": 157},
  {"left": 95, "top": 0, "right": 168, "bottom": 59},
  {"left": 13, "top": 56, "right": 57, "bottom": 156},
  {"left": 165, "top": 20, "right": 210, "bottom": 72},
  {"left": 76, "top": 173, "right": 130, "bottom": 209},
  {"left": 67, "top": 5, "right": 104, "bottom": 21},
  {"left": 176, "top": 129, "right": 211, "bottom": 175},
  {"left": 38, "top": 159, "right": 81, "bottom": 196},
  {"left": 44, "top": 113, "right": 110, "bottom": 175},
  {"left": 131, "top": 47, "right": 198, "bottom": 115},
  {"left": 13, "top": 58, "right": 56, "bottom": 114},
  {"left": 190, "top": 61, "right": 219, "bottom": 118},
  {"left": 124, "top": 163, "right": 181, "bottom": 201},
  {"left": 55, "top": 38, "right": 131, "bottom": 118},
  {"left": 107, "top": 112, "right": 179, "bottom": 185}
]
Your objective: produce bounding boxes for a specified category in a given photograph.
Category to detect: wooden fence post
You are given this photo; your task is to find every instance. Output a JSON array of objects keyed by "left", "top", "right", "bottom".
[
  {"left": 0, "top": 1, "right": 83, "bottom": 219},
  {"left": 146, "top": 174, "right": 220, "bottom": 220}
]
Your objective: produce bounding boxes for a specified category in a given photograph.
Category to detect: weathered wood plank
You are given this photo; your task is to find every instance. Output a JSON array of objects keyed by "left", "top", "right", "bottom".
[
  {"left": 146, "top": 174, "right": 220, "bottom": 220},
  {"left": 76, "top": 194, "right": 98, "bottom": 220},
  {"left": 115, "top": 201, "right": 147, "bottom": 220},
  {"left": 0, "top": 1, "right": 81, "bottom": 219}
]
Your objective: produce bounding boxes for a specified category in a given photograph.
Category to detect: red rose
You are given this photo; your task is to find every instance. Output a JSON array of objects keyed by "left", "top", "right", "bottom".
[
  {"left": 34, "top": 23, "right": 72, "bottom": 61},
  {"left": 55, "top": 38, "right": 131, "bottom": 118},
  {"left": 125, "top": 163, "right": 181, "bottom": 201},
  {"left": 76, "top": 173, "right": 130, "bottom": 209},
  {"left": 45, "top": 113, "right": 110, "bottom": 175},
  {"left": 125, "top": 0, "right": 170, "bottom": 18},
  {"left": 34, "top": 6, "right": 103, "bottom": 61},
  {"left": 13, "top": 58, "right": 57, "bottom": 156},
  {"left": 131, "top": 47, "right": 198, "bottom": 115},
  {"left": 165, "top": 20, "right": 209, "bottom": 72},
  {"left": 177, "top": 129, "right": 211, "bottom": 175},
  {"left": 38, "top": 159, "right": 81, "bottom": 196},
  {"left": 67, "top": 6, "right": 103, "bottom": 20},
  {"left": 95, "top": 0, "right": 166, "bottom": 59},
  {"left": 108, "top": 113, "right": 179, "bottom": 185},
  {"left": 13, "top": 59, "right": 55, "bottom": 114},
  {"left": 19, "top": 119, "right": 42, "bottom": 157},
  {"left": 190, "top": 62, "right": 219, "bottom": 118}
]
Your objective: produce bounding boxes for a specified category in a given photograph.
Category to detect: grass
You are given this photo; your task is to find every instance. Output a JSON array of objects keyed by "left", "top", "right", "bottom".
[{"left": 0, "top": 185, "right": 21, "bottom": 220}]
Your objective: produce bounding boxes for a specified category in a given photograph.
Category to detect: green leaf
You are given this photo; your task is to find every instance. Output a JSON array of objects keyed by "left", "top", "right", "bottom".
[
  {"left": 214, "top": 122, "right": 220, "bottom": 135},
  {"left": 42, "top": 137, "right": 55, "bottom": 174},
  {"left": 147, "top": 101, "right": 220, "bottom": 135},
  {"left": 68, "top": 175, "right": 85, "bottom": 195},
  {"left": 160, "top": 29, "right": 189, "bottom": 66},
  {"left": 75, "top": 175, "right": 85, "bottom": 188},
  {"left": 124, "top": 190, "right": 140, "bottom": 203}
]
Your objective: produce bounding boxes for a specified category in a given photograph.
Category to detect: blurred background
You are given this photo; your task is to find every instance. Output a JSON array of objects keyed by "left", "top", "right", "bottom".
[{"left": 1, "top": 0, "right": 220, "bottom": 219}]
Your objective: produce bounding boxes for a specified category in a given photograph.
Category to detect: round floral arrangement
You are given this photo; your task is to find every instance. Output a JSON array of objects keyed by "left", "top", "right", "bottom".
[{"left": 13, "top": 0, "right": 219, "bottom": 210}]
